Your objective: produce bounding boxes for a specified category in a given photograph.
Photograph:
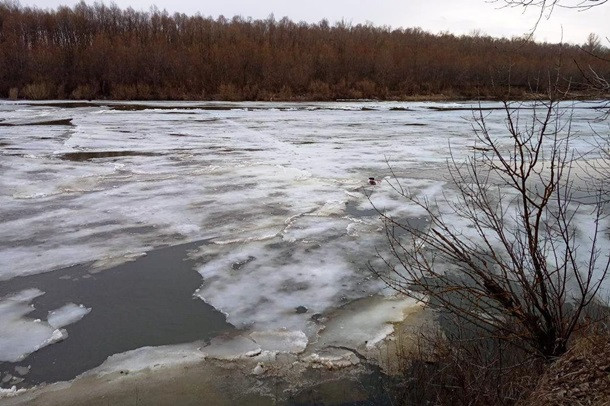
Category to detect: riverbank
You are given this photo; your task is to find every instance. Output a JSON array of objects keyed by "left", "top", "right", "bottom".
[{"left": 5, "top": 91, "right": 609, "bottom": 103}]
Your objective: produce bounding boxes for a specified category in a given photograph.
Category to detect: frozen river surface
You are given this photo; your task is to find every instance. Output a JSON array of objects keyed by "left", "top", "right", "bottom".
[{"left": 0, "top": 100, "right": 607, "bottom": 389}]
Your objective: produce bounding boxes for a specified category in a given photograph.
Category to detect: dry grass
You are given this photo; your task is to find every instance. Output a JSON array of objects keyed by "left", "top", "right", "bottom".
[
  {"left": 524, "top": 330, "right": 610, "bottom": 406},
  {"left": 388, "top": 317, "right": 543, "bottom": 405},
  {"left": 383, "top": 306, "right": 610, "bottom": 406}
]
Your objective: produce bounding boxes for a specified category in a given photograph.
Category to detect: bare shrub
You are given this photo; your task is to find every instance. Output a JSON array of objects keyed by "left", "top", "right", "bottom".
[
  {"left": 110, "top": 84, "right": 138, "bottom": 100},
  {"left": 390, "top": 320, "right": 544, "bottom": 405},
  {"left": 21, "top": 82, "right": 55, "bottom": 99},
  {"left": 375, "top": 92, "right": 610, "bottom": 360},
  {"left": 308, "top": 80, "right": 332, "bottom": 100},
  {"left": 110, "top": 84, "right": 153, "bottom": 100},
  {"left": 71, "top": 84, "right": 99, "bottom": 100},
  {"left": 136, "top": 83, "right": 153, "bottom": 100},
  {"left": 354, "top": 79, "right": 378, "bottom": 99},
  {"left": 216, "top": 83, "right": 242, "bottom": 101},
  {"left": 277, "top": 85, "right": 294, "bottom": 100}
]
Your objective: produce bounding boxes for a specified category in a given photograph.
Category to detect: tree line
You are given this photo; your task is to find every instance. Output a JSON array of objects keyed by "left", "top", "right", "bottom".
[{"left": 0, "top": 1, "right": 608, "bottom": 100}]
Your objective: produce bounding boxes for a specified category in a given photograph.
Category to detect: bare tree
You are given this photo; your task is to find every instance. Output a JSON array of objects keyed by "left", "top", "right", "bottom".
[
  {"left": 583, "top": 33, "right": 603, "bottom": 53},
  {"left": 375, "top": 92, "right": 609, "bottom": 359},
  {"left": 494, "top": 0, "right": 609, "bottom": 37},
  {"left": 497, "top": 0, "right": 608, "bottom": 12}
]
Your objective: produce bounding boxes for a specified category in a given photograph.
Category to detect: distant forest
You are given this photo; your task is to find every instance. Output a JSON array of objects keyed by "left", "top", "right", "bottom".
[{"left": 0, "top": 2, "right": 608, "bottom": 101}]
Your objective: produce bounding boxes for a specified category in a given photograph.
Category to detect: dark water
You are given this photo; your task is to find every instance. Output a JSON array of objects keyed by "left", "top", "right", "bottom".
[
  {"left": 0, "top": 241, "right": 233, "bottom": 387},
  {"left": 0, "top": 118, "right": 73, "bottom": 126},
  {"left": 58, "top": 150, "right": 161, "bottom": 161},
  {"left": 345, "top": 200, "right": 379, "bottom": 218}
]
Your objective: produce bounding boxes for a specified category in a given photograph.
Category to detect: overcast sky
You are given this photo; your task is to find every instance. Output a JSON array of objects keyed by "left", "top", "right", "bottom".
[{"left": 19, "top": 0, "right": 609, "bottom": 44}]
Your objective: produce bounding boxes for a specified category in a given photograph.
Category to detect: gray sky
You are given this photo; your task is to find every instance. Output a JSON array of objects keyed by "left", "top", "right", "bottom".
[{"left": 19, "top": 0, "right": 609, "bottom": 44}]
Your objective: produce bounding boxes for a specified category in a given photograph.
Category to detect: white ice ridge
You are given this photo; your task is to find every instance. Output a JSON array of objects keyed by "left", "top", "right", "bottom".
[
  {"left": 0, "top": 289, "right": 91, "bottom": 362},
  {"left": 89, "top": 330, "right": 308, "bottom": 376},
  {"left": 0, "top": 386, "right": 27, "bottom": 399}
]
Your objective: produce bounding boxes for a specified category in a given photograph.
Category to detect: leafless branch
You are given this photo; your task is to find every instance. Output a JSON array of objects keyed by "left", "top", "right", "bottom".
[{"left": 373, "top": 92, "right": 609, "bottom": 359}]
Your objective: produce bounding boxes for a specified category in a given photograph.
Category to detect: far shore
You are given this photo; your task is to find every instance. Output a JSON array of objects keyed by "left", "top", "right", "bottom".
[{"left": 3, "top": 92, "right": 609, "bottom": 104}]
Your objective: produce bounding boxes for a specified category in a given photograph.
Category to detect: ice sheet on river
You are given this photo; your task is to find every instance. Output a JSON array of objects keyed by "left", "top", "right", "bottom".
[
  {"left": 0, "top": 289, "right": 90, "bottom": 362},
  {"left": 0, "top": 100, "right": 608, "bottom": 376}
]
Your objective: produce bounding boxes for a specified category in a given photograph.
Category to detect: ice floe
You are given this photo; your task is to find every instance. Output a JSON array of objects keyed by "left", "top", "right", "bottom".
[
  {"left": 0, "top": 289, "right": 90, "bottom": 362},
  {"left": 47, "top": 303, "right": 91, "bottom": 329}
]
